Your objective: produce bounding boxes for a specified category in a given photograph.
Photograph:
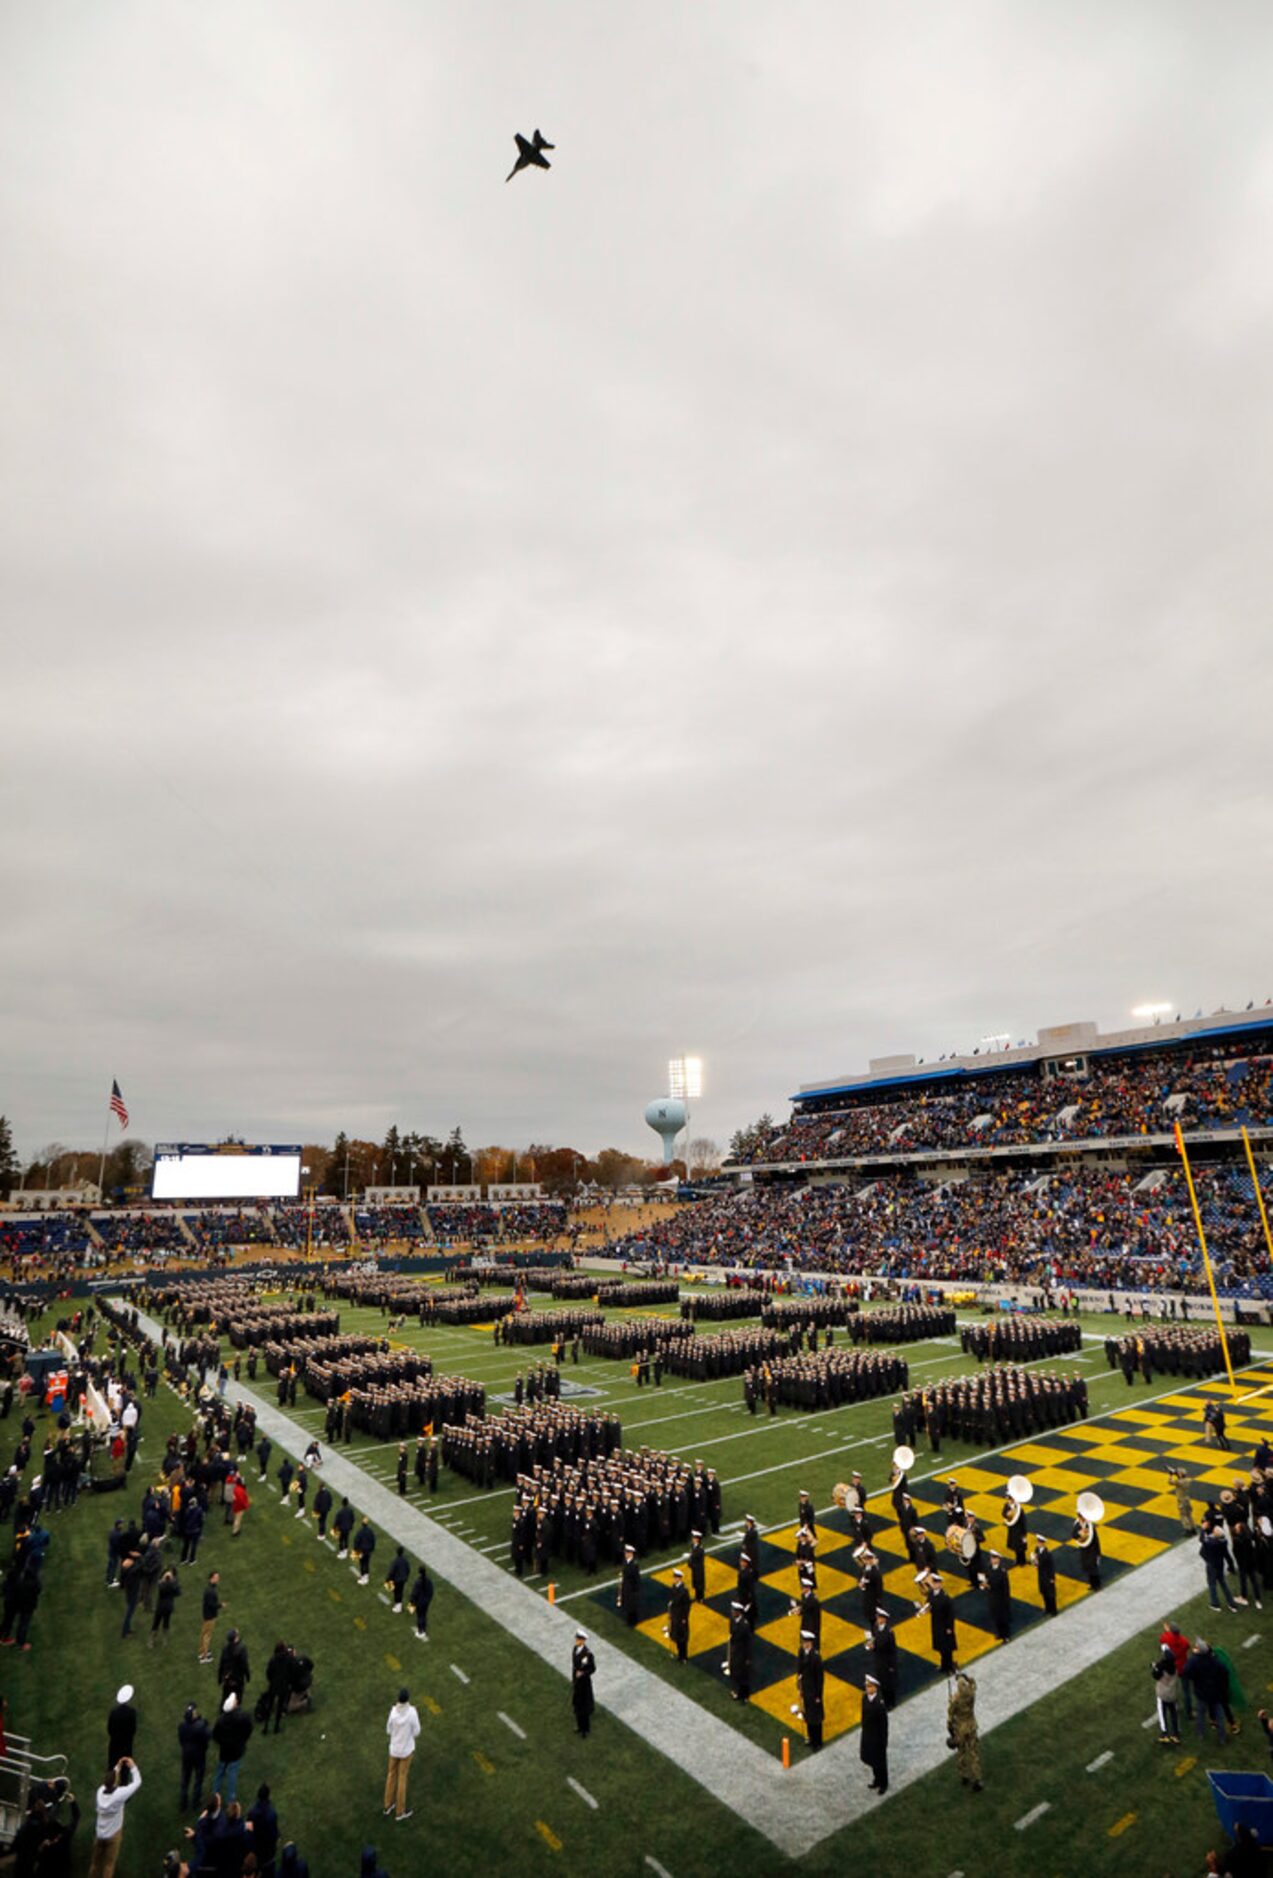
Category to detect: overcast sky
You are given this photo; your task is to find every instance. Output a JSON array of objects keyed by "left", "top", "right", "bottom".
[{"left": 3, "top": 1, "right": 1272, "bottom": 1164}]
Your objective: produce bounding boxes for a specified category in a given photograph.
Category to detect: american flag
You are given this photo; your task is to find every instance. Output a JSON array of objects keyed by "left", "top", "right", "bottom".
[{"left": 109, "top": 1080, "right": 130, "bottom": 1130}]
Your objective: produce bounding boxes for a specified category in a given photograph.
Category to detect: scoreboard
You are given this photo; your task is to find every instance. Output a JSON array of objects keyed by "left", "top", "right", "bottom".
[{"left": 151, "top": 1144, "right": 303, "bottom": 1201}]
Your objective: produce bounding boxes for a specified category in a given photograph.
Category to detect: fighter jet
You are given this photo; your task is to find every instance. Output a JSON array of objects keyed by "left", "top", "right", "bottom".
[{"left": 506, "top": 129, "right": 555, "bottom": 182}]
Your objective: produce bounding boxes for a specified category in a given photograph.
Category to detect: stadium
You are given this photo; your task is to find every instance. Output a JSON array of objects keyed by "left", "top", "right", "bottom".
[
  {"left": 6, "top": 5, "right": 1273, "bottom": 1875},
  {"left": 3, "top": 1004, "right": 1273, "bottom": 1876}
]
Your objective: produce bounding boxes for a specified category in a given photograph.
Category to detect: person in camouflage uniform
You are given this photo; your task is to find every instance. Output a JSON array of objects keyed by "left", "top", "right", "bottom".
[
  {"left": 1169, "top": 1466, "right": 1197, "bottom": 1535},
  {"left": 948, "top": 1670, "right": 983, "bottom": 1790}
]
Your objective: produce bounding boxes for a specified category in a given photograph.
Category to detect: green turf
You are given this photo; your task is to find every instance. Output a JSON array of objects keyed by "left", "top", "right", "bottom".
[{"left": 8, "top": 1296, "right": 1269, "bottom": 1876}]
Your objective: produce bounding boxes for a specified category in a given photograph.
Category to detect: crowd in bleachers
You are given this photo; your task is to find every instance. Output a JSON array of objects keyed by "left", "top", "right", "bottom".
[
  {"left": 89, "top": 1210, "right": 189, "bottom": 1255},
  {"left": 182, "top": 1207, "right": 278, "bottom": 1252},
  {"left": 427, "top": 1201, "right": 567, "bottom": 1243},
  {"left": 608, "top": 1163, "right": 1273, "bottom": 1297},
  {"left": 733, "top": 1040, "right": 1273, "bottom": 1167},
  {"left": 351, "top": 1204, "right": 427, "bottom": 1243},
  {"left": 271, "top": 1200, "right": 350, "bottom": 1249},
  {"left": 0, "top": 1212, "right": 98, "bottom": 1274}
]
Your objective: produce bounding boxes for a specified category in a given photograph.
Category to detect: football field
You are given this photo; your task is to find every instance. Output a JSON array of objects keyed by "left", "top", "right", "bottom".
[{"left": 10, "top": 1286, "right": 1273, "bottom": 1876}]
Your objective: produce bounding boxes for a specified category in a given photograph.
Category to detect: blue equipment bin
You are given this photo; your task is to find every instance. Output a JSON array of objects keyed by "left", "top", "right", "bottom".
[{"left": 1208, "top": 1770, "right": 1273, "bottom": 1845}]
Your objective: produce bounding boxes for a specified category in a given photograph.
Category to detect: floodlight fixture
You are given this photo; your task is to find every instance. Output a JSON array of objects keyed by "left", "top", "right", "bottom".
[{"left": 669, "top": 1056, "right": 703, "bottom": 1101}]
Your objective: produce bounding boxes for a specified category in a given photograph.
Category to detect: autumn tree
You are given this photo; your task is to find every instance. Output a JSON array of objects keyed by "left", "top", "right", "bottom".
[
  {"left": 0, "top": 1117, "right": 22, "bottom": 1195},
  {"left": 687, "top": 1137, "right": 721, "bottom": 1177},
  {"left": 592, "top": 1148, "right": 647, "bottom": 1191}
]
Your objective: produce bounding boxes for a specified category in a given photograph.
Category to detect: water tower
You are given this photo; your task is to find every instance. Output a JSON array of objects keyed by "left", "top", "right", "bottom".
[
  {"left": 644, "top": 1057, "right": 702, "bottom": 1167},
  {"left": 644, "top": 1098, "right": 688, "bottom": 1166}
]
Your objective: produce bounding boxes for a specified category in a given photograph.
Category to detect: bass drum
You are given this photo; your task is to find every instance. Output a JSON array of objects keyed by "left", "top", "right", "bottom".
[
  {"left": 944, "top": 1522, "right": 967, "bottom": 1558},
  {"left": 832, "top": 1482, "right": 852, "bottom": 1510}
]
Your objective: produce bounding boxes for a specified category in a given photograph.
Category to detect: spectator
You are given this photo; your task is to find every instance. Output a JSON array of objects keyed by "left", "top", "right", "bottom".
[
  {"left": 178, "top": 1703, "right": 211, "bottom": 1813},
  {"left": 383, "top": 1686, "right": 420, "bottom": 1823},
  {"left": 247, "top": 1784, "right": 279, "bottom": 1878},
  {"left": 211, "top": 1693, "right": 254, "bottom": 1804},
  {"left": 106, "top": 1687, "right": 138, "bottom": 1769},
  {"left": 1152, "top": 1651, "right": 1181, "bottom": 1744},
  {"left": 1183, "top": 1639, "right": 1233, "bottom": 1746},
  {"left": 88, "top": 1758, "right": 141, "bottom": 1878}
]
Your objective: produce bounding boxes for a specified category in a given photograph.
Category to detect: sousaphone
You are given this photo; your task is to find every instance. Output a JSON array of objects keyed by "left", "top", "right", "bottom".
[
  {"left": 890, "top": 1444, "right": 915, "bottom": 1489},
  {"left": 1004, "top": 1474, "right": 1033, "bottom": 1524}
]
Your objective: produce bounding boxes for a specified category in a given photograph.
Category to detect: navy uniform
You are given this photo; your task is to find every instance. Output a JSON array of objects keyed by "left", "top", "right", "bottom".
[
  {"left": 797, "top": 1633, "right": 825, "bottom": 1750},
  {"left": 725, "top": 1601, "right": 752, "bottom": 1701},
  {"left": 667, "top": 1570, "right": 691, "bottom": 1664},
  {"left": 689, "top": 1532, "right": 707, "bottom": 1603},
  {"left": 617, "top": 1546, "right": 641, "bottom": 1627},
  {"left": 982, "top": 1551, "right": 1012, "bottom": 1642},
  {"left": 924, "top": 1572, "right": 958, "bottom": 1673},
  {"left": 1034, "top": 1538, "right": 1057, "bottom": 1615},
  {"left": 861, "top": 1674, "right": 889, "bottom": 1792},
  {"left": 572, "top": 1629, "right": 596, "bottom": 1736},
  {"left": 868, "top": 1611, "right": 898, "bottom": 1708}
]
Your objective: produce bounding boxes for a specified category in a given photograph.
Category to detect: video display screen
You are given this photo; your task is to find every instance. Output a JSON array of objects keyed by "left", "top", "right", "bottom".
[{"left": 151, "top": 1144, "right": 303, "bottom": 1200}]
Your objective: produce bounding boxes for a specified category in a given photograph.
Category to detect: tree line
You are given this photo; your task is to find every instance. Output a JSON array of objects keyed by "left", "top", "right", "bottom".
[{"left": 0, "top": 1114, "right": 723, "bottom": 1203}]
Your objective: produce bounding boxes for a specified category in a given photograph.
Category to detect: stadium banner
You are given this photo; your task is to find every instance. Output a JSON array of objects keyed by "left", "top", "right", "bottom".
[{"left": 152, "top": 1143, "right": 303, "bottom": 1201}]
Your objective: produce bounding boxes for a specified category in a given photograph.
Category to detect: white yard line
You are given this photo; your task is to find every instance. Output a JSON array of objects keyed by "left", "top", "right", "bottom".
[
  {"left": 1086, "top": 1750, "right": 1113, "bottom": 1772},
  {"left": 1014, "top": 1802, "right": 1050, "bottom": 1831},
  {"left": 450, "top": 1664, "right": 470, "bottom": 1684},
  {"left": 567, "top": 1776, "right": 598, "bottom": 1810},
  {"left": 498, "top": 1711, "right": 526, "bottom": 1740}
]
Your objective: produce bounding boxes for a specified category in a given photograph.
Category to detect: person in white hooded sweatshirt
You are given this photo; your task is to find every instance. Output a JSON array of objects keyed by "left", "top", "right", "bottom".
[
  {"left": 383, "top": 1686, "right": 421, "bottom": 1823},
  {"left": 88, "top": 1756, "right": 141, "bottom": 1878}
]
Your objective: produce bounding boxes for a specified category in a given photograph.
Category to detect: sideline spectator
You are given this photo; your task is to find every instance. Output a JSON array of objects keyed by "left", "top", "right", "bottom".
[
  {"left": 88, "top": 1757, "right": 141, "bottom": 1878},
  {"left": 383, "top": 1686, "right": 420, "bottom": 1823}
]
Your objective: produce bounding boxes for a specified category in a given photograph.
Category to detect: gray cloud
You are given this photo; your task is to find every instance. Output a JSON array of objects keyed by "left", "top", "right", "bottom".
[{"left": 3, "top": 1, "right": 1272, "bottom": 1160}]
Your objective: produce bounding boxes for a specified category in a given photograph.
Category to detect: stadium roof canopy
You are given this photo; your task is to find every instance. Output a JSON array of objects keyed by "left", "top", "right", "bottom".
[{"left": 792, "top": 1005, "right": 1273, "bottom": 1109}]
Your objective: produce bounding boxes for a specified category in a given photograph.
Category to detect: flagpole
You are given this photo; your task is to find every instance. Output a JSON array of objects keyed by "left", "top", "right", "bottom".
[{"left": 97, "top": 1092, "right": 112, "bottom": 1202}]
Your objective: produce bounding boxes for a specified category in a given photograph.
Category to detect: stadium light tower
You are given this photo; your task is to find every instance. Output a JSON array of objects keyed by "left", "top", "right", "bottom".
[{"left": 1132, "top": 1002, "right": 1173, "bottom": 1024}]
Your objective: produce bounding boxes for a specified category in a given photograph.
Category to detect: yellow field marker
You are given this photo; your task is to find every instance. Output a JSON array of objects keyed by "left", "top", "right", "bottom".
[
  {"left": 1109, "top": 1812, "right": 1136, "bottom": 1836},
  {"left": 354, "top": 1616, "right": 367, "bottom": 1630},
  {"left": 328, "top": 1588, "right": 342, "bottom": 1603},
  {"left": 535, "top": 1822, "right": 562, "bottom": 1852},
  {"left": 280, "top": 1534, "right": 293, "bottom": 1546},
  {"left": 303, "top": 1559, "right": 316, "bottom": 1574},
  {"left": 1174, "top": 1756, "right": 1196, "bottom": 1779},
  {"left": 385, "top": 1654, "right": 401, "bottom": 1671},
  {"left": 472, "top": 1750, "right": 495, "bottom": 1775},
  {"left": 423, "top": 1695, "right": 442, "bottom": 1715}
]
